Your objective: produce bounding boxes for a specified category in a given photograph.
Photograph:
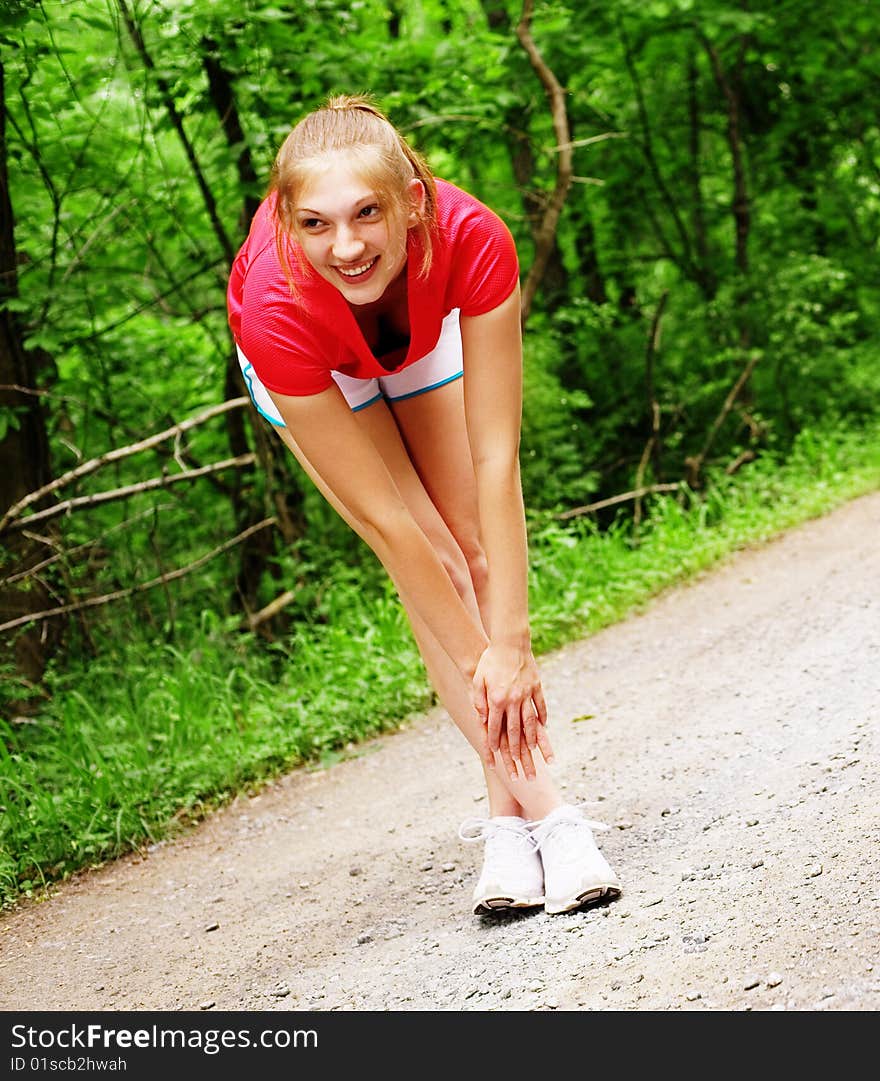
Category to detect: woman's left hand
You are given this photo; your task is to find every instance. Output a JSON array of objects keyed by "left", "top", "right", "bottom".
[{"left": 471, "top": 643, "right": 553, "bottom": 780}]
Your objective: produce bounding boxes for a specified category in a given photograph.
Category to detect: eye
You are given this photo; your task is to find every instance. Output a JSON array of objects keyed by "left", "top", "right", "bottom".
[
  {"left": 298, "top": 217, "right": 323, "bottom": 230},
  {"left": 358, "top": 204, "right": 381, "bottom": 219}
]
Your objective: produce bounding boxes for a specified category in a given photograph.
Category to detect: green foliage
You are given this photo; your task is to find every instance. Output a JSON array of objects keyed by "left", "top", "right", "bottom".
[{"left": 521, "top": 318, "right": 597, "bottom": 508}]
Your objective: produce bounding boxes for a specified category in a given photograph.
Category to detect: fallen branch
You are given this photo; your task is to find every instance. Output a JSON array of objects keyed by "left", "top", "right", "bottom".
[
  {"left": 3, "top": 454, "right": 256, "bottom": 534},
  {"left": 558, "top": 483, "right": 681, "bottom": 520},
  {"left": 246, "top": 589, "right": 298, "bottom": 631},
  {"left": 0, "top": 383, "right": 51, "bottom": 397},
  {"left": 724, "top": 449, "right": 756, "bottom": 476},
  {"left": 2, "top": 454, "right": 256, "bottom": 534},
  {"left": 0, "top": 517, "right": 277, "bottom": 635},
  {"left": 0, "top": 397, "right": 249, "bottom": 533},
  {"left": 0, "top": 504, "right": 176, "bottom": 587}
]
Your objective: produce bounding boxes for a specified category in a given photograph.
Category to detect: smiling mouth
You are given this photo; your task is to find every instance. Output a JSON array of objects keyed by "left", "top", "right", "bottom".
[{"left": 335, "top": 256, "right": 378, "bottom": 279}]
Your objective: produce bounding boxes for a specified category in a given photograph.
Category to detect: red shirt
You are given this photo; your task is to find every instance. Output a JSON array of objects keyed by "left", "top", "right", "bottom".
[{"left": 227, "top": 179, "right": 519, "bottom": 396}]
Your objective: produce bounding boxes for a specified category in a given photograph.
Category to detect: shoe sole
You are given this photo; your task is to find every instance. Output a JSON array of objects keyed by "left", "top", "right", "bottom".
[
  {"left": 544, "top": 883, "right": 622, "bottom": 915},
  {"left": 474, "top": 896, "right": 545, "bottom": 915}
]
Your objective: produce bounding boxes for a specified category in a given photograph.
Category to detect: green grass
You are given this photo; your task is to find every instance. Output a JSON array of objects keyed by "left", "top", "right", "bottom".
[
  {"left": 528, "top": 422, "right": 880, "bottom": 652},
  {"left": 1, "top": 420, "right": 878, "bottom": 907}
]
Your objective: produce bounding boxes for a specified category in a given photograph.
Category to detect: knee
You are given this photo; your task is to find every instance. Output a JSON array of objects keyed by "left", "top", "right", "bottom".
[
  {"left": 421, "top": 519, "right": 486, "bottom": 610},
  {"left": 459, "top": 538, "right": 489, "bottom": 599},
  {"left": 437, "top": 545, "right": 474, "bottom": 604}
]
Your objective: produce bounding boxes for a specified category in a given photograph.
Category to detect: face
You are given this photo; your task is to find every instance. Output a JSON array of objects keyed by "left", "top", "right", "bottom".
[{"left": 292, "top": 154, "right": 423, "bottom": 306}]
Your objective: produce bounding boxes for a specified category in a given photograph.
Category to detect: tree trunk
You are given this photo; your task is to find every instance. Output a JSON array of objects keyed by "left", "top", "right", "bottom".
[
  {"left": 117, "top": 0, "right": 235, "bottom": 265},
  {"left": 687, "top": 50, "right": 716, "bottom": 298},
  {"left": 200, "top": 32, "right": 307, "bottom": 617},
  {"left": 0, "top": 56, "right": 61, "bottom": 693},
  {"left": 703, "top": 34, "right": 750, "bottom": 279},
  {"left": 479, "top": 0, "right": 572, "bottom": 315},
  {"left": 515, "top": 0, "right": 574, "bottom": 326},
  {"left": 201, "top": 35, "right": 261, "bottom": 234}
]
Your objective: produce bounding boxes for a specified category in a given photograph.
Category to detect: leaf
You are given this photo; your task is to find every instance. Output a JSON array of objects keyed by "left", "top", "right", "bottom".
[
  {"left": 253, "top": 6, "right": 292, "bottom": 20},
  {"left": 71, "top": 12, "right": 114, "bottom": 32}
]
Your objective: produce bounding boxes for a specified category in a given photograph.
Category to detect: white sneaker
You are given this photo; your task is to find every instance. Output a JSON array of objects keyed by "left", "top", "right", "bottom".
[
  {"left": 531, "top": 804, "right": 621, "bottom": 914},
  {"left": 458, "top": 816, "right": 545, "bottom": 914}
]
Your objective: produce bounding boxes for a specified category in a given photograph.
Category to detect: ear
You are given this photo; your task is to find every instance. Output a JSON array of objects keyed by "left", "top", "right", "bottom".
[{"left": 406, "top": 178, "right": 426, "bottom": 225}]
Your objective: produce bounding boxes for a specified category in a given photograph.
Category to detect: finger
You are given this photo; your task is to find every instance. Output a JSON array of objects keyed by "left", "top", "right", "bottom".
[
  {"left": 533, "top": 684, "right": 549, "bottom": 727},
  {"left": 471, "top": 677, "right": 489, "bottom": 726},
  {"left": 497, "top": 731, "right": 518, "bottom": 782},
  {"left": 472, "top": 685, "right": 493, "bottom": 767},
  {"left": 535, "top": 721, "right": 555, "bottom": 764},
  {"left": 487, "top": 699, "right": 503, "bottom": 753},
  {"left": 521, "top": 700, "right": 538, "bottom": 750},
  {"left": 476, "top": 717, "right": 495, "bottom": 769},
  {"left": 506, "top": 707, "right": 522, "bottom": 764},
  {"left": 517, "top": 738, "right": 537, "bottom": 781}
]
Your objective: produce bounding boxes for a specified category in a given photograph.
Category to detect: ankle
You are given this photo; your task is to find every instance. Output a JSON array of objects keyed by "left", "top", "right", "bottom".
[
  {"left": 520, "top": 797, "right": 566, "bottom": 822},
  {"left": 487, "top": 795, "right": 525, "bottom": 818}
]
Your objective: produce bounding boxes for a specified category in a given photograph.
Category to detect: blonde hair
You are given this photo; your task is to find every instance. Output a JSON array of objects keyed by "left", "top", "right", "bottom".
[{"left": 270, "top": 94, "right": 438, "bottom": 290}]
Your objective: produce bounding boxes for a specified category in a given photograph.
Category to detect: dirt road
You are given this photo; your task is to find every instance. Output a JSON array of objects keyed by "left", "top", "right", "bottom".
[{"left": 1, "top": 492, "right": 878, "bottom": 1012}]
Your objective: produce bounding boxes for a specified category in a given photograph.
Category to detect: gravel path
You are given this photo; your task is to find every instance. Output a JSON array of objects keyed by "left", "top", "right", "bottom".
[{"left": 1, "top": 491, "right": 878, "bottom": 1013}]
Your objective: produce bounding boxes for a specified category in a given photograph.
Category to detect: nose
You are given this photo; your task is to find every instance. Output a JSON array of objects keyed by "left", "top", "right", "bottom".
[{"left": 332, "top": 225, "right": 366, "bottom": 263}]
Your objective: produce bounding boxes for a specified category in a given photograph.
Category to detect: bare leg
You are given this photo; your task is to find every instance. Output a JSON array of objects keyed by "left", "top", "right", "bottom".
[
  {"left": 390, "top": 381, "right": 491, "bottom": 625},
  {"left": 274, "top": 403, "right": 564, "bottom": 819},
  {"left": 398, "top": 582, "right": 563, "bottom": 821}
]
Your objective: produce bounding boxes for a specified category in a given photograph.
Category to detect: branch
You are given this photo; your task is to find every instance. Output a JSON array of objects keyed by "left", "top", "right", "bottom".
[
  {"left": 644, "top": 289, "right": 669, "bottom": 410},
  {"left": 0, "top": 503, "right": 176, "bottom": 587},
  {"left": 633, "top": 291, "right": 669, "bottom": 529},
  {"left": 68, "top": 257, "right": 227, "bottom": 346},
  {"left": 3, "top": 454, "right": 256, "bottom": 534},
  {"left": 116, "top": 0, "right": 235, "bottom": 265},
  {"left": 0, "top": 397, "right": 249, "bottom": 532},
  {"left": 617, "top": 15, "right": 699, "bottom": 281},
  {"left": 685, "top": 353, "right": 761, "bottom": 488},
  {"left": 552, "top": 131, "right": 628, "bottom": 152},
  {"left": 724, "top": 449, "right": 756, "bottom": 476},
  {"left": 246, "top": 589, "right": 297, "bottom": 631},
  {"left": 516, "top": 0, "right": 573, "bottom": 326},
  {"left": 0, "top": 518, "right": 277, "bottom": 635},
  {"left": 700, "top": 32, "right": 750, "bottom": 276},
  {"left": 558, "top": 483, "right": 681, "bottom": 520}
]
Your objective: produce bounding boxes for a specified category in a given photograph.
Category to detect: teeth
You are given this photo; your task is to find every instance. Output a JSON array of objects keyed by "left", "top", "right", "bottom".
[{"left": 337, "top": 257, "right": 376, "bottom": 277}]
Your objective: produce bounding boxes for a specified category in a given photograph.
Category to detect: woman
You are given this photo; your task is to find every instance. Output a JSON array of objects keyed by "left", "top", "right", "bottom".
[{"left": 227, "top": 94, "right": 620, "bottom": 915}]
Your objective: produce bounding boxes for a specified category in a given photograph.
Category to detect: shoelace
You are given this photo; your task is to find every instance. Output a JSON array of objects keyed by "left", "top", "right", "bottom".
[
  {"left": 527, "top": 803, "right": 610, "bottom": 852},
  {"left": 458, "top": 816, "right": 538, "bottom": 850}
]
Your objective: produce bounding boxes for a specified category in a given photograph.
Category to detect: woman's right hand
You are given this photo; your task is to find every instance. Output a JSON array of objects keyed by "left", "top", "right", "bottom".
[{"left": 470, "top": 643, "right": 554, "bottom": 781}]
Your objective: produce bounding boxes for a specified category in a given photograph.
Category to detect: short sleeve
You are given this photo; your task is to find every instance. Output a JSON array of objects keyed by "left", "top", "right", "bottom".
[
  {"left": 239, "top": 301, "right": 334, "bottom": 397},
  {"left": 228, "top": 217, "right": 334, "bottom": 397},
  {"left": 447, "top": 200, "right": 520, "bottom": 317}
]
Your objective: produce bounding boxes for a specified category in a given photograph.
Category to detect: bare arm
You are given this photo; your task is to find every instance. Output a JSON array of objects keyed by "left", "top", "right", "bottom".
[
  {"left": 461, "top": 286, "right": 530, "bottom": 647},
  {"left": 460, "top": 285, "right": 552, "bottom": 776},
  {"left": 267, "top": 383, "right": 488, "bottom": 688}
]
